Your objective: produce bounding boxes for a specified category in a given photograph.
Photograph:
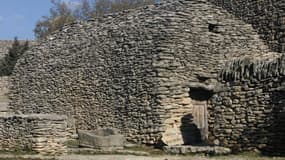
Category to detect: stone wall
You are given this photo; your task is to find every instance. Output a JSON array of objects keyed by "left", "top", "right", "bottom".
[
  {"left": 208, "top": 56, "right": 285, "bottom": 154},
  {"left": 0, "top": 76, "right": 9, "bottom": 115},
  {"left": 210, "top": 0, "right": 285, "bottom": 53},
  {"left": 10, "top": 0, "right": 280, "bottom": 145},
  {"left": 0, "top": 114, "right": 69, "bottom": 154},
  {"left": 0, "top": 76, "right": 9, "bottom": 98}
]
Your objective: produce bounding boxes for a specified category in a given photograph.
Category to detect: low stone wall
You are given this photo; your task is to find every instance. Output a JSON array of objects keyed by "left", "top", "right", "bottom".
[
  {"left": 0, "top": 76, "right": 9, "bottom": 115},
  {"left": 0, "top": 114, "right": 69, "bottom": 154},
  {"left": 0, "top": 76, "right": 9, "bottom": 98},
  {"left": 208, "top": 56, "right": 285, "bottom": 154}
]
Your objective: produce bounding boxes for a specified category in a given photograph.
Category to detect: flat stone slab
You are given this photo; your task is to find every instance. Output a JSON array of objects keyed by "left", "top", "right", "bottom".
[
  {"left": 69, "top": 148, "right": 150, "bottom": 156},
  {"left": 163, "top": 145, "right": 231, "bottom": 155},
  {"left": 78, "top": 128, "right": 125, "bottom": 151}
]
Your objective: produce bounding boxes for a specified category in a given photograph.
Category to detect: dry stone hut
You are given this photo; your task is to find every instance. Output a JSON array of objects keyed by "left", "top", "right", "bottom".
[
  {"left": 209, "top": 0, "right": 285, "bottom": 53},
  {"left": 8, "top": 0, "right": 285, "bottom": 154}
]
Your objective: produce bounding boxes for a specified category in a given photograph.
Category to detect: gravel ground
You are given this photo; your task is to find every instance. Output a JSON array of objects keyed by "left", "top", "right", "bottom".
[
  {"left": 58, "top": 155, "right": 204, "bottom": 160},
  {"left": 1, "top": 154, "right": 285, "bottom": 160},
  {"left": 58, "top": 155, "right": 285, "bottom": 160}
]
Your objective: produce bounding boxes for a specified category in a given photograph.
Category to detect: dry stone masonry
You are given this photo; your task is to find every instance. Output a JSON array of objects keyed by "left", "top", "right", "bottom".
[
  {"left": 1, "top": 0, "right": 284, "bottom": 155},
  {"left": 0, "top": 76, "right": 9, "bottom": 115},
  {"left": 209, "top": 56, "right": 285, "bottom": 154},
  {"left": 0, "top": 114, "right": 69, "bottom": 154},
  {"left": 210, "top": 0, "right": 285, "bottom": 53}
]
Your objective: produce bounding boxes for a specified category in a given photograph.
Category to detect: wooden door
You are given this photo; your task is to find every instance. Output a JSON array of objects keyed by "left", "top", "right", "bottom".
[
  {"left": 180, "top": 99, "right": 208, "bottom": 145},
  {"left": 192, "top": 100, "right": 208, "bottom": 142}
]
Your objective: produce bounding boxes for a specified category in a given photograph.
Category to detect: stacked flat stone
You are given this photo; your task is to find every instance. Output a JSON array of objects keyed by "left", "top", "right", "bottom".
[
  {"left": 0, "top": 114, "right": 69, "bottom": 155},
  {"left": 4, "top": 0, "right": 284, "bottom": 155},
  {"left": 209, "top": 0, "right": 285, "bottom": 53},
  {"left": 10, "top": 0, "right": 280, "bottom": 147},
  {"left": 209, "top": 55, "right": 285, "bottom": 153},
  {"left": 0, "top": 76, "right": 9, "bottom": 115}
]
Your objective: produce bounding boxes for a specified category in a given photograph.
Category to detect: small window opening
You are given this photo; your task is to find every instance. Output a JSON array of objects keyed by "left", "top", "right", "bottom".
[{"left": 208, "top": 23, "right": 223, "bottom": 33}]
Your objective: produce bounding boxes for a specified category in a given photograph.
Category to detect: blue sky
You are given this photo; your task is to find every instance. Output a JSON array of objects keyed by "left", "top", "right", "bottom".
[{"left": 0, "top": 0, "right": 53, "bottom": 40}]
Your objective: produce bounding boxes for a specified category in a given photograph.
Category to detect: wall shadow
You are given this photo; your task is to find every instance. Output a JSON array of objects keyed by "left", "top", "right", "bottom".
[
  {"left": 180, "top": 114, "right": 202, "bottom": 145},
  {"left": 262, "top": 90, "right": 285, "bottom": 156},
  {"left": 236, "top": 88, "right": 285, "bottom": 155}
]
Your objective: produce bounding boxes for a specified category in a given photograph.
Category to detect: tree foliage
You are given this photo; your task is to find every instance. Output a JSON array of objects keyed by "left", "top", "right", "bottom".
[
  {"left": 34, "top": 0, "right": 156, "bottom": 39},
  {"left": 0, "top": 37, "right": 29, "bottom": 76},
  {"left": 34, "top": 0, "right": 76, "bottom": 39}
]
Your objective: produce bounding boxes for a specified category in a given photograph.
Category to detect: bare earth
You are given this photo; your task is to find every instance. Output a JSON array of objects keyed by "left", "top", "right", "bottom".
[
  {"left": 1, "top": 154, "right": 285, "bottom": 160},
  {"left": 58, "top": 155, "right": 210, "bottom": 160},
  {"left": 58, "top": 155, "right": 285, "bottom": 160}
]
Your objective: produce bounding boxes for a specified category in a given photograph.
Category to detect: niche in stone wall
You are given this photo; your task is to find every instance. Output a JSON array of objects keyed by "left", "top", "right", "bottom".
[{"left": 208, "top": 23, "right": 225, "bottom": 34}]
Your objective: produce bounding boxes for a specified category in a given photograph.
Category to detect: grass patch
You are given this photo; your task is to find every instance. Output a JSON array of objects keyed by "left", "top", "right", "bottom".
[{"left": 209, "top": 151, "right": 285, "bottom": 160}]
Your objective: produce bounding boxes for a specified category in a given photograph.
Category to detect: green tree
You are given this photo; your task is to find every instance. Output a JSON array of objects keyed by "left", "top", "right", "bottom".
[
  {"left": 93, "top": 0, "right": 155, "bottom": 16},
  {"left": 34, "top": 0, "right": 156, "bottom": 39},
  {"left": 0, "top": 37, "right": 29, "bottom": 76},
  {"left": 34, "top": 0, "right": 76, "bottom": 39}
]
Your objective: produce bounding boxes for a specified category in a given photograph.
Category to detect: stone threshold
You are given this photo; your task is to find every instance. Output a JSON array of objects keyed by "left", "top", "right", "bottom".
[
  {"left": 68, "top": 148, "right": 150, "bottom": 156},
  {"left": 163, "top": 145, "right": 231, "bottom": 155}
]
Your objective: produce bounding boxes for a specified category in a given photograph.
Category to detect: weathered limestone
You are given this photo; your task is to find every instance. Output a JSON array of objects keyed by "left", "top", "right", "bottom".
[
  {"left": 0, "top": 76, "right": 9, "bottom": 115},
  {"left": 208, "top": 56, "right": 285, "bottom": 153},
  {"left": 78, "top": 128, "right": 124, "bottom": 151},
  {"left": 210, "top": 0, "right": 285, "bottom": 53},
  {"left": 0, "top": 114, "right": 69, "bottom": 154},
  {"left": 163, "top": 145, "right": 231, "bottom": 155},
  {"left": 10, "top": 0, "right": 279, "bottom": 147},
  {"left": 1, "top": 0, "right": 283, "bottom": 155}
]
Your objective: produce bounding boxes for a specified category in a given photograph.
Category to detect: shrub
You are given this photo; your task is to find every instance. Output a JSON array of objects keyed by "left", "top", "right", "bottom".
[{"left": 0, "top": 37, "right": 29, "bottom": 76}]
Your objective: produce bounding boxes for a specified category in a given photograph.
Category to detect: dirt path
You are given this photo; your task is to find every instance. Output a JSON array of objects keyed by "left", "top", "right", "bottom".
[
  {"left": 57, "top": 155, "right": 285, "bottom": 160},
  {"left": 58, "top": 155, "right": 204, "bottom": 160},
  {"left": 1, "top": 154, "right": 285, "bottom": 160}
]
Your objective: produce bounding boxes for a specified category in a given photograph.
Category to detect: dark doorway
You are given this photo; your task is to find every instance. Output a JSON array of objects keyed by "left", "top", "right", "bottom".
[
  {"left": 180, "top": 114, "right": 202, "bottom": 145},
  {"left": 180, "top": 86, "right": 213, "bottom": 145}
]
